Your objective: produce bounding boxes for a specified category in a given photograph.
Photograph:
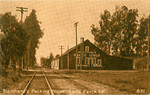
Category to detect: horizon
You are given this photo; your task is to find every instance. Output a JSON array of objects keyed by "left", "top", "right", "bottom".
[{"left": 1, "top": 0, "right": 150, "bottom": 65}]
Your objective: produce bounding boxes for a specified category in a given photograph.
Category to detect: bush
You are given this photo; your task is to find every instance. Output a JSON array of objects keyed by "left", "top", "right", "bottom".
[{"left": 133, "top": 57, "right": 149, "bottom": 70}]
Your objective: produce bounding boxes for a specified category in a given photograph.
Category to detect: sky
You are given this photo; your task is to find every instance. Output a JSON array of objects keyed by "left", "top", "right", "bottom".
[{"left": 0, "top": 0, "right": 150, "bottom": 65}]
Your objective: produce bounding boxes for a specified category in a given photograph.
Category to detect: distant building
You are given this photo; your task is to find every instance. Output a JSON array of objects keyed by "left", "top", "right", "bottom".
[
  {"left": 51, "top": 38, "right": 133, "bottom": 70},
  {"left": 51, "top": 58, "right": 59, "bottom": 70}
]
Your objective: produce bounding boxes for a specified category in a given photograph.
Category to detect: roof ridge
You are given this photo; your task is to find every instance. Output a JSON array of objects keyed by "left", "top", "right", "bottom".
[{"left": 61, "top": 39, "right": 89, "bottom": 56}]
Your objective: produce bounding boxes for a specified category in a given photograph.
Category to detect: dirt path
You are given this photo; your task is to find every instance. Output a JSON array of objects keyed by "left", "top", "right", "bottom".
[
  {"left": 1, "top": 70, "right": 128, "bottom": 95},
  {"left": 47, "top": 73, "right": 86, "bottom": 95},
  {"left": 26, "top": 75, "right": 50, "bottom": 95},
  {"left": 61, "top": 74, "right": 127, "bottom": 94}
]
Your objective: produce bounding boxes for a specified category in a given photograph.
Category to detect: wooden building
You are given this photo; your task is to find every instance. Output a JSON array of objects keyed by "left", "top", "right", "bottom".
[
  {"left": 51, "top": 58, "right": 59, "bottom": 70},
  {"left": 51, "top": 38, "right": 133, "bottom": 70}
]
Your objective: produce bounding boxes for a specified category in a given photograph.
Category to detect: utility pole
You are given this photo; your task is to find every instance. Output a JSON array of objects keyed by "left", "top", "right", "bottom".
[
  {"left": 59, "top": 46, "right": 64, "bottom": 69},
  {"left": 16, "top": 7, "right": 28, "bottom": 22},
  {"left": 27, "top": 38, "right": 31, "bottom": 70},
  {"left": 74, "top": 22, "right": 79, "bottom": 70},
  {"left": 16, "top": 7, "right": 28, "bottom": 71},
  {"left": 68, "top": 45, "right": 69, "bottom": 50},
  {"left": 147, "top": 18, "right": 150, "bottom": 71}
]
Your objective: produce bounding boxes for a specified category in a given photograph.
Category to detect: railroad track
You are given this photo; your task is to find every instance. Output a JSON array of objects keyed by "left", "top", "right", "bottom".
[
  {"left": 52, "top": 71, "right": 127, "bottom": 94},
  {"left": 21, "top": 69, "right": 101, "bottom": 95},
  {"left": 21, "top": 69, "right": 54, "bottom": 95}
]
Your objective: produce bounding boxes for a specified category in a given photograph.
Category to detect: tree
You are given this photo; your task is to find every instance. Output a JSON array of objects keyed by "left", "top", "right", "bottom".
[
  {"left": 55, "top": 54, "right": 60, "bottom": 59},
  {"left": 49, "top": 53, "right": 54, "bottom": 61},
  {"left": 40, "top": 57, "right": 49, "bottom": 68},
  {"left": 49, "top": 53, "right": 54, "bottom": 69},
  {"left": 91, "top": 10, "right": 112, "bottom": 54},
  {"left": 0, "top": 12, "right": 28, "bottom": 72},
  {"left": 40, "top": 53, "right": 54, "bottom": 69},
  {"left": 0, "top": 15, "right": 4, "bottom": 65},
  {"left": 111, "top": 6, "right": 138, "bottom": 56},
  {"left": 136, "top": 15, "right": 150, "bottom": 56},
  {"left": 91, "top": 6, "right": 139, "bottom": 56},
  {"left": 24, "top": 9, "right": 43, "bottom": 67},
  {"left": 0, "top": 31, "right": 5, "bottom": 75}
]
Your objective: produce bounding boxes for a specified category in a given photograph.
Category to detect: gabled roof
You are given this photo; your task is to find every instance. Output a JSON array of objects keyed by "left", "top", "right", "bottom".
[
  {"left": 61, "top": 39, "right": 89, "bottom": 56},
  {"left": 109, "top": 55, "right": 133, "bottom": 61},
  {"left": 55, "top": 39, "right": 133, "bottom": 61},
  {"left": 60, "top": 39, "right": 107, "bottom": 57}
]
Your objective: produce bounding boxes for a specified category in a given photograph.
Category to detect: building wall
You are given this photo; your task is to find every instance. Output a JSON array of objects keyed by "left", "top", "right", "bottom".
[
  {"left": 52, "top": 40, "right": 133, "bottom": 70},
  {"left": 60, "top": 40, "right": 107, "bottom": 70},
  {"left": 69, "top": 48, "right": 77, "bottom": 69},
  {"left": 62, "top": 54, "right": 67, "bottom": 69},
  {"left": 80, "top": 42, "right": 84, "bottom": 69},
  {"left": 51, "top": 59, "right": 59, "bottom": 70},
  {"left": 82, "top": 41, "right": 107, "bottom": 69},
  {"left": 106, "top": 56, "right": 133, "bottom": 70}
]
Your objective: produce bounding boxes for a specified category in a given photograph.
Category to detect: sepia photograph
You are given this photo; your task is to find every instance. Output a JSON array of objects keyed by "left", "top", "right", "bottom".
[{"left": 0, "top": 0, "right": 150, "bottom": 95}]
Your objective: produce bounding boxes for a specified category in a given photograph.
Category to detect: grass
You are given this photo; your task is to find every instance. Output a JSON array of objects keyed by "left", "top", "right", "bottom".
[
  {"left": 57, "top": 70, "right": 150, "bottom": 94},
  {"left": 0, "top": 69, "right": 34, "bottom": 93},
  {"left": 21, "top": 70, "right": 35, "bottom": 75},
  {"left": 0, "top": 71, "right": 22, "bottom": 93}
]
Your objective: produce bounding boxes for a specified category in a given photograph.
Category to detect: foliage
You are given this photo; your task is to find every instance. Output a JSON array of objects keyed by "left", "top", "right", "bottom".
[
  {"left": 133, "top": 57, "right": 148, "bottom": 70},
  {"left": 91, "top": 6, "right": 145, "bottom": 56},
  {"left": 135, "top": 15, "right": 150, "bottom": 56},
  {"left": 55, "top": 54, "right": 60, "bottom": 59},
  {"left": 41, "top": 52, "right": 54, "bottom": 69},
  {"left": 49, "top": 53, "right": 54, "bottom": 61},
  {"left": 40, "top": 57, "right": 49, "bottom": 68},
  {"left": 0, "top": 12, "right": 28, "bottom": 72},
  {"left": 113, "top": 6, "right": 138, "bottom": 56},
  {"left": 91, "top": 10, "right": 112, "bottom": 54},
  {"left": 23, "top": 9, "right": 43, "bottom": 67}
]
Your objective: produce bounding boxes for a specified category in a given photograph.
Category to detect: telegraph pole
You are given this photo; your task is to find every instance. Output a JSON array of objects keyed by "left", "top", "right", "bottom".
[
  {"left": 59, "top": 46, "right": 64, "bottom": 69},
  {"left": 27, "top": 38, "right": 31, "bottom": 70},
  {"left": 16, "top": 7, "right": 28, "bottom": 22},
  {"left": 147, "top": 18, "right": 150, "bottom": 71},
  {"left": 74, "top": 22, "right": 79, "bottom": 70},
  {"left": 16, "top": 7, "right": 28, "bottom": 70},
  {"left": 68, "top": 45, "right": 69, "bottom": 50}
]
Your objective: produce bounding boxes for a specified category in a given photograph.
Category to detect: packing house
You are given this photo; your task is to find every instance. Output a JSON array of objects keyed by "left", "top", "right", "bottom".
[{"left": 51, "top": 38, "right": 133, "bottom": 70}]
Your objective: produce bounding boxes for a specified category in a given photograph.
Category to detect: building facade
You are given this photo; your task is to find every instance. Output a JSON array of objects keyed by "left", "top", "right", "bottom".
[
  {"left": 51, "top": 39, "right": 133, "bottom": 70},
  {"left": 51, "top": 58, "right": 59, "bottom": 70}
]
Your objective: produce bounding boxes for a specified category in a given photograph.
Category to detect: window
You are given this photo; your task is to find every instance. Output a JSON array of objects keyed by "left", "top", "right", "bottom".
[
  {"left": 93, "top": 58, "right": 96, "bottom": 65},
  {"left": 88, "top": 58, "right": 92, "bottom": 67},
  {"left": 97, "top": 59, "right": 102, "bottom": 67},
  {"left": 85, "top": 57, "right": 89, "bottom": 65},
  {"left": 77, "top": 57, "right": 80, "bottom": 65},
  {"left": 85, "top": 46, "right": 89, "bottom": 52}
]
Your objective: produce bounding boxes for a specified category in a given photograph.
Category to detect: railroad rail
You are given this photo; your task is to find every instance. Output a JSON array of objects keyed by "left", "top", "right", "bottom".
[
  {"left": 21, "top": 72, "right": 36, "bottom": 95},
  {"left": 21, "top": 69, "right": 54, "bottom": 95},
  {"left": 43, "top": 70, "right": 54, "bottom": 95},
  {"left": 21, "top": 69, "right": 95, "bottom": 95}
]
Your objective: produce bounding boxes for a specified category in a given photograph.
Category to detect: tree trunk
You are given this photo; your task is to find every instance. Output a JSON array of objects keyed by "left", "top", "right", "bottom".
[
  {"left": 2, "top": 58, "right": 9, "bottom": 76},
  {"left": 141, "top": 49, "right": 144, "bottom": 57},
  {"left": 5, "top": 58, "right": 9, "bottom": 70},
  {"left": 108, "top": 41, "right": 111, "bottom": 55},
  {"left": 18, "top": 57, "right": 22, "bottom": 71},
  {"left": 27, "top": 54, "right": 29, "bottom": 70},
  {"left": 126, "top": 47, "right": 130, "bottom": 56},
  {"left": 12, "top": 58, "right": 17, "bottom": 75},
  {"left": 23, "top": 55, "right": 26, "bottom": 70},
  {"left": 21, "top": 57, "right": 24, "bottom": 70}
]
